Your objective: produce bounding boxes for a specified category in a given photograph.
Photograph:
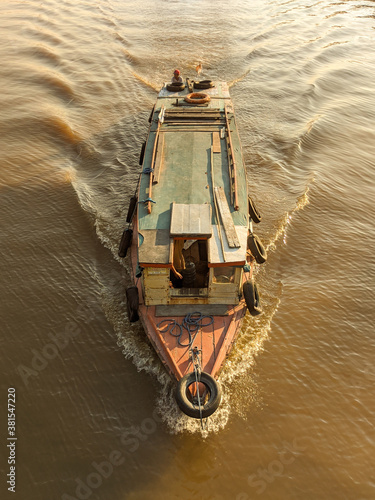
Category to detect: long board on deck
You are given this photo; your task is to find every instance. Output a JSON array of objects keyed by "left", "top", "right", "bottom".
[{"left": 214, "top": 186, "right": 240, "bottom": 248}]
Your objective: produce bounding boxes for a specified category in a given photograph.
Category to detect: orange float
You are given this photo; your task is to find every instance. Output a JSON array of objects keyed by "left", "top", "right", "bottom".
[{"left": 184, "top": 92, "right": 210, "bottom": 104}]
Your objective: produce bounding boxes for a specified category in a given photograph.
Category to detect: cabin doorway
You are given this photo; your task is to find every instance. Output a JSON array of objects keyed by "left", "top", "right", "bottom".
[{"left": 171, "top": 238, "right": 209, "bottom": 291}]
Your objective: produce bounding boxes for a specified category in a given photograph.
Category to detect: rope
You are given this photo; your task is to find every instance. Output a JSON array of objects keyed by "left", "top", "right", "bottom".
[
  {"left": 157, "top": 312, "right": 213, "bottom": 429},
  {"left": 138, "top": 198, "right": 156, "bottom": 205},
  {"left": 142, "top": 167, "right": 154, "bottom": 174},
  {"left": 157, "top": 312, "right": 214, "bottom": 348},
  {"left": 191, "top": 347, "right": 203, "bottom": 425}
]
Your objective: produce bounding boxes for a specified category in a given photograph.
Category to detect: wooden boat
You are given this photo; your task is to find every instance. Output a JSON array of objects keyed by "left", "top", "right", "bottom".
[{"left": 119, "top": 80, "right": 266, "bottom": 421}]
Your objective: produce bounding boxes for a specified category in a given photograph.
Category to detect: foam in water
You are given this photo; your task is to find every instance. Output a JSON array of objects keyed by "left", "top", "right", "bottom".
[{"left": 89, "top": 212, "right": 289, "bottom": 435}]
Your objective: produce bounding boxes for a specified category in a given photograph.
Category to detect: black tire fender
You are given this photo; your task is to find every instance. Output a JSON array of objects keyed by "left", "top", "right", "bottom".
[
  {"left": 139, "top": 141, "right": 146, "bottom": 166},
  {"left": 166, "top": 83, "right": 186, "bottom": 92},
  {"left": 148, "top": 105, "right": 155, "bottom": 123},
  {"left": 243, "top": 279, "right": 262, "bottom": 316},
  {"left": 193, "top": 80, "right": 214, "bottom": 90},
  {"left": 248, "top": 196, "right": 262, "bottom": 223},
  {"left": 126, "top": 195, "right": 137, "bottom": 223},
  {"left": 175, "top": 372, "right": 222, "bottom": 419},
  {"left": 118, "top": 228, "right": 133, "bottom": 258},
  {"left": 126, "top": 286, "right": 139, "bottom": 322},
  {"left": 247, "top": 233, "right": 267, "bottom": 264}
]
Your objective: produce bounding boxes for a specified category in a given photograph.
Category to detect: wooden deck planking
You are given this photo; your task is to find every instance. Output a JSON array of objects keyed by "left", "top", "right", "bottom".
[{"left": 212, "top": 132, "right": 221, "bottom": 153}]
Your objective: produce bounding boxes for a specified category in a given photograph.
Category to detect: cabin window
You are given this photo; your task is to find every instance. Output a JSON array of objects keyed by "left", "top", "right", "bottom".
[{"left": 212, "top": 266, "right": 236, "bottom": 284}]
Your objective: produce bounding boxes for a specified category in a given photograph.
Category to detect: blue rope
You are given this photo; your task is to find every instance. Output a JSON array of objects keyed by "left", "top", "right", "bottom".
[
  {"left": 156, "top": 319, "right": 182, "bottom": 337},
  {"left": 138, "top": 198, "right": 156, "bottom": 205},
  {"left": 157, "top": 312, "right": 214, "bottom": 347},
  {"left": 142, "top": 167, "right": 154, "bottom": 174}
]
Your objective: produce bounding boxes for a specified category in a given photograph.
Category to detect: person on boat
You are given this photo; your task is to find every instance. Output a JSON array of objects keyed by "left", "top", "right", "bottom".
[{"left": 171, "top": 69, "right": 183, "bottom": 84}]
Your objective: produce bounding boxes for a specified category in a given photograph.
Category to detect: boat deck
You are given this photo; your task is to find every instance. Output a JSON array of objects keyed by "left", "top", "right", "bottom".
[{"left": 137, "top": 82, "right": 248, "bottom": 267}]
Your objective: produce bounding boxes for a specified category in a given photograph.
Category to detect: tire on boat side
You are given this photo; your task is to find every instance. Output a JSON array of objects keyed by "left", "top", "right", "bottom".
[
  {"left": 175, "top": 372, "right": 222, "bottom": 419},
  {"left": 148, "top": 105, "right": 155, "bottom": 123},
  {"left": 126, "top": 286, "right": 139, "bottom": 323},
  {"left": 247, "top": 233, "right": 267, "bottom": 264},
  {"left": 248, "top": 196, "right": 262, "bottom": 223},
  {"left": 243, "top": 279, "right": 262, "bottom": 316},
  {"left": 118, "top": 228, "right": 133, "bottom": 258},
  {"left": 126, "top": 195, "right": 137, "bottom": 223},
  {"left": 139, "top": 141, "right": 146, "bottom": 166}
]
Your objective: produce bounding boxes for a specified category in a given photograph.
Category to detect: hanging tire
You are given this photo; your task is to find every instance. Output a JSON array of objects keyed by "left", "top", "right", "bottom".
[
  {"left": 248, "top": 196, "right": 262, "bottom": 223},
  {"left": 175, "top": 372, "right": 222, "bottom": 419},
  {"left": 243, "top": 279, "right": 262, "bottom": 316},
  {"left": 118, "top": 228, "right": 133, "bottom": 258},
  {"left": 247, "top": 233, "right": 267, "bottom": 264},
  {"left": 148, "top": 105, "right": 155, "bottom": 123},
  {"left": 166, "top": 83, "right": 186, "bottom": 92},
  {"left": 139, "top": 141, "right": 146, "bottom": 166},
  {"left": 126, "top": 286, "right": 139, "bottom": 322},
  {"left": 193, "top": 80, "right": 214, "bottom": 90},
  {"left": 126, "top": 195, "right": 137, "bottom": 223}
]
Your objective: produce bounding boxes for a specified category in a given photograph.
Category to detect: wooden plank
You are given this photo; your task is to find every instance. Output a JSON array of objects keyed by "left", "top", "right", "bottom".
[
  {"left": 224, "top": 105, "right": 239, "bottom": 211},
  {"left": 155, "top": 305, "right": 229, "bottom": 317},
  {"left": 212, "top": 132, "right": 221, "bottom": 153},
  {"left": 170, "top": 203, "right": 212, "bottom": 238},
  {"left": 147, "top": 105, "right": 164, "bottom": 213},
  {"left": 153, "top": 133, "right": 164, "bottom": 184},
  {"left": 165, "top": 108, "right": 221, "bottom": 114},
  {"left": 214, "top": 187, "right": 240, "bottom": 248}
]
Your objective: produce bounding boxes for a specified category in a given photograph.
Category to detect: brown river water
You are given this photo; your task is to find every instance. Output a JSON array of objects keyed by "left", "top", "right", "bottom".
[{"left": 1, "top": 0, "right": 374, "bottom": 499}]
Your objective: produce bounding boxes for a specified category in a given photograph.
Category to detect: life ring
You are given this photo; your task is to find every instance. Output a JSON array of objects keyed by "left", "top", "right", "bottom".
[
  {"left": 243, "top": 279, "right": 262, "bottom": 316},
  {"left": 175, "top": 371, "right": 222, "bottom": 419},
  {"left": 118, "top": 228, "right": 133, "bottom": 258},
  {"left": 247, "top": 233, "right": 267, "bottom": 264},
  {"left": 184, "top": 92, "right": 210, "bottom": 104},
  {"left": 126, "top": 286, "right": 139, "bottom": 322},
  {"left": 193, "top": 80, "right": 214, "bottom": 90},
  {"left": 126, "top": 195, "right": 137, "bottom": 223},
  {"left": 248, "top": 196, "right": 262, "bottom": 224},
  {"left": 166, "top": 83, "right": 186, "bottom": 92}
]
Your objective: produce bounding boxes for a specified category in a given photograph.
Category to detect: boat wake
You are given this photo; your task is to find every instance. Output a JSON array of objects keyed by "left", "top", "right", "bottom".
[
  {"left": 266, "top": 179, "right": 312, "bottom": 250},
  {"left": 65, "top": 128, "right": 312, "bottom": 434},
  {"left": 228, "top": 68, "right": 252, "bottom": 88},
  {"left": 65, "top": 69, "right": 313, "bottom": 433},
  {"left": 130, "top": 71, "right": 160, "bottom": 92}
]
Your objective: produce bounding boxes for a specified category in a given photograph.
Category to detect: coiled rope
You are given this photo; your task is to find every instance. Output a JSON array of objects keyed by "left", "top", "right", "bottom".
[{"left": 157, "top": 312, "right": 214, "bottom": 348}]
